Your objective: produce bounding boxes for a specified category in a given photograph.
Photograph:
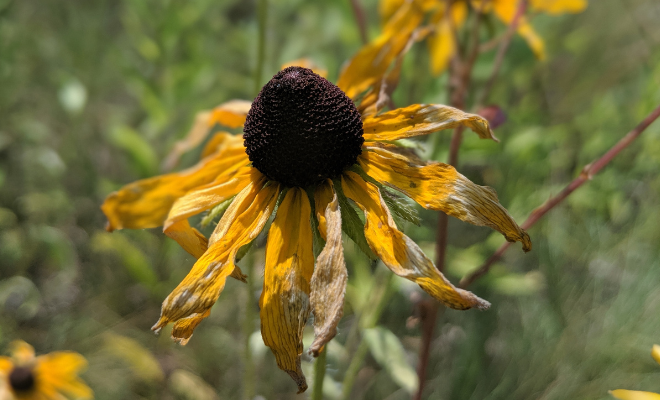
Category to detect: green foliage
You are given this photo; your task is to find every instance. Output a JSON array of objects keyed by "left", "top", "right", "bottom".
[{"left": 0, "top": 0, "right": 659, "bottom": 399}]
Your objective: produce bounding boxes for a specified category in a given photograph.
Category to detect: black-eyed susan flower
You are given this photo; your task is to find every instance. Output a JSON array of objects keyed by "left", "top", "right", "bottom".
[
  {"left": 0, "top": 341, "right": 92, "bottom": 400},
  {"left": 379, "top": 0, "right": 588, "bottom": 76},
  {"left": 102, "top": 64, "right": 531, "bottom": 392},
  {"left": 609, "top": 345, "right": 660, "bottom": 400}
]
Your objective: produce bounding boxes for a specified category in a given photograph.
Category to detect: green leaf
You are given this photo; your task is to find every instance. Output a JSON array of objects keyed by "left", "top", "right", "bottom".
[
  {"left": 363, "top": 326, "right": 419, "bottom": 395},
  {"left": 91, "top": 232, "right": 157, "bottom": 287},
  {"left": 103, "top": 333, "right": 164, "bottom": 383},
  {"left": 108, "top": 125, "right": 158, "bottom": 176},
  {"left": 333, "top": 179, "right": 376, "bottom": 260}
]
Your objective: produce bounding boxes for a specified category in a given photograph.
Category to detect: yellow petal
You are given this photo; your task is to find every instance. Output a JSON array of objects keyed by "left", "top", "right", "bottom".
[
  {"left": 337, "top": 1, "right": 424, "bottom": 99},
  {"left": 0, "top": 357, "right": 11, "bottom": 374},
  {"left": 208, "top": 99, "right": 252, "bottom": 129},
  {"left": 260, "top": 188, "right": 314, "bottom": 393},
  {"left": 162, "top": 102, "right": 250, "bottom": 170},
  {"left": 341, "top": 171, "right": 490, "bottom": 310},
  {"left": 314, "top": 179, "right": 335, "bottom": 240},
  {"left": 162, "top": 111, "right": 211, "bottom": 171},
  {"left": 9, "top": 340, "right": 35, "bottom": 365},
  {"left": 163, "top": 219, "right": 208, "bottom": 259},
  {"left": 491, "top": 0, "right": 546, "bottom": 60},
  {"left": 531, "top": 0, "right": 587, "bottom": 14},
  {"left": 35, "top": 352, "right": 93, "bottom": 399},
  {"left": 362, "top": 104, "right": 497, "bottom": 142},
  {"left": 428, "top": 2, "right": 467, "bottom": 76},
  {"left": 200, "top": 131, "right": 243, "bottom": 159},
  {"left": 652, "top": 344, "right": 660, "bottom": 365},
  {"left": 280, "top": 58, "right": 328, "bottom": 79},
  {"left": 170, "top": 310, "right": 211, "bottom": 346},
  {"left": 102, "top": 133, "right": 248, "bottom": 231},
  {"left": 163, "top": 165, "right": 254, "bottom": 231},
  {"left": 610, "top": 390, "right": 660, "bottom": 400},
  {"left": 309, "top": 181, "right": 347, "bottom": 357},
  {"left": 153, "top": 177, "right": 280, "bottom": 343},
  {"left": 359, "top": 147, "right": 531, "bottom": 251}
]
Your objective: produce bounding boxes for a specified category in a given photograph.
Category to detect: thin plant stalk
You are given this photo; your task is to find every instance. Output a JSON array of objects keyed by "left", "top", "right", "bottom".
[
  {"left": 254, "top": 0, "right": 268, "bottom": 96},
  {"left": 312, "top": 346, "right": 327, "bottom": 400},
  {"left": 414, "top": 2, "right": 525, "bottom": 398},
  {"left": 242, "top": 253, "right": 256, "bottom": 400},
  {"left": 460, "top": 103, "right": 660, "bottom": 288}
]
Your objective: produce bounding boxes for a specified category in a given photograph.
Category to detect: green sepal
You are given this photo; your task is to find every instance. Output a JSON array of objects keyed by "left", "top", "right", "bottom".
[{"left": 333, "top": 178, "right": 377, "bottom": 260}]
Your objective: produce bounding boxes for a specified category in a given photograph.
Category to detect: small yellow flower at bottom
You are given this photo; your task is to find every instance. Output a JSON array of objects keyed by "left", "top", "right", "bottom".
[
  {"left": 609, "top": 344, "right": 660, "bottom": 400},
  {"left": 0, "top": 341, "right": 92, "bottom": 400}
]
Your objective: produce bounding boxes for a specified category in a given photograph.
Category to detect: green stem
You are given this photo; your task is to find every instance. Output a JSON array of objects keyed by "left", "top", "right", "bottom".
[
  {"left": 312, "top": 346, "right": 327, "bottom": 400},
  {"left": 242, "top": 253, "right": 255, "bottom": 400},
  {"left": 254, "top": 0, "right": 268, "bottom": 96}
]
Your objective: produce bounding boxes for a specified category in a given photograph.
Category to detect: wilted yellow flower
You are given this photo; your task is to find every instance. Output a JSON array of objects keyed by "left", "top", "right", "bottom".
[
  {"left": 102, "top": 54, "right": 530, "bottom": 391},
  {"left": 380, "top": 0, "right": 588, "bottom": 75},
  {"left": 609, "top": 345, "right": 660, "bottom": 400},
  {"left": 0, "top": 341, "right": 92, "bottom": 400}
]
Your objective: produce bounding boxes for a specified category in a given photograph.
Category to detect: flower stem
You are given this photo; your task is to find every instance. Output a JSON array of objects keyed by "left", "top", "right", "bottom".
[
  {"left": 312, "top": 346, "right": 327, "bottom": 400},
  {"left": 254, "top": 0, "right": 268, "bottom": 96},
  {"left": 460, "top": 102, "right": 660, "bottom": 288},
  {"left": 242, "top": 253, "right": 256, "bottom": 400}
]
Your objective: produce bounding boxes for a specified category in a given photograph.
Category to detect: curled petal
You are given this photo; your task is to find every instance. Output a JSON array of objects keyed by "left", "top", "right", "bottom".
[
  {"left": 260, "top": 188, "right": 314, "bottom": 393},
  {"left": 362, "top": 104, "right": 497, "bottom": 142},
  {"left": 208, "top": 100, "right": 253, "bottom": 129},
  {"left": 314, "top": 180, "right": 335, "bottom": 240},
  {"left": 342, "top": 171, "right": 490, "bottom": 310},
  {"left": 164, "top": 219, "right": 208, "bottom": 259},
  {"left": 359, "top": 147, "right": 531, "bottom": 251},
  {"left": 170, "top": 310, "right": 211, "bottom": 346},
  {"left": 163, "top": 104, "right": 249, "bottom": 170},
  {"left": 652, "top": 344, "right": 660, "bottom": 365},
  {"left": 102, "top": 134, "right": 247, "bottom": 231},
  {"left": 309, "top": 181, "right": 347, "bottom": 357},
  {"left": 281, "top": 58, "right": 328, "bottom": 79},
  {"left": 609, "top": 390, "right": 660, "bottom": 400},
  {"left": 337, "top": 1, "right": 424, "bottom": 99},
  {"left": 152, "top": 177, "right": 280, "bottom": 343}
]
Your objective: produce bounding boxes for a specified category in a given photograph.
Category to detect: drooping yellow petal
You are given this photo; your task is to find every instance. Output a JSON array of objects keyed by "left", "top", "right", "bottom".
[
  {"left": 102, "top": 133, "right": 247, "bottom": 231},
  {"left": 492, "top": 0, "right": 546, "bottom": 60},
  {"left": 163, "top": 219, "right": 208, "bottom": 259},
  {"left": 428, "top": 2, "right": 467, "bottom": 76},
  {"left": 260, "top": 188, "right": 314, "bottom": 393},
  {"left": 341, "top": 171, "right": 490, "bottom": 310},
  {"left": 280, "top": 58, "right": 328, "bottom": 79},
  {"left": 208, "top": 100, "right": 252, "bottom": 129},
  {"left": 200, "top": 131, "right": 243, "bottom": 159},
  {"left": 359, "top": 147, "right": 531, "bottom": 251},
  {"left": 170, "top": 310, "right": 211, "bottom": 346},
  {"left": 531, "top": 0, "right": 587, "bottom": 14},
  {"left": 610, "top": 390, "right": 660, "bottom": 400},
  {"left": 362, "top": 104, "right": 497, "bottom": 142},
  {"left": 153, "top": 177, "right": 280, "bottom": 344},
  {"left": 652, "top": 344, "right": 660, "bottom": 365},
  {"left": 309, "top": 181, "right": 347, "bottom": 357},
  {"left": 337, "top": 1, "right": 424, "bottom": 99},
  {"left": 35, "top": 352, "right": 93, "bottom": 399},
  {"left": 0, "top": 357, "right": 11, "bottom": 374},
  {"left": 163, "top": 165, "right": 254, "bottom": 231}
]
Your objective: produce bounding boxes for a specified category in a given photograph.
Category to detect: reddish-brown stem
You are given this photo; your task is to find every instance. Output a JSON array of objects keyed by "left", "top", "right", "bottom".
[
  {"left": 476, "top": 0, "right": 528, "bottom": 108},
  {"left": 415, "top": 2, "right": 530, "bottom": 398},
  {"left": 349, "top": 0, "right": 368, "bottom": 45},
  {"left": 460, "top": 103, "right": 660, "bottom": 288}
]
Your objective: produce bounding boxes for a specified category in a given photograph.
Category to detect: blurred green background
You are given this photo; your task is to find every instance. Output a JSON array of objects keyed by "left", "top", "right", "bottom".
[{"left": 1, "top": 0, "right": 659, "bottom": 399}]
